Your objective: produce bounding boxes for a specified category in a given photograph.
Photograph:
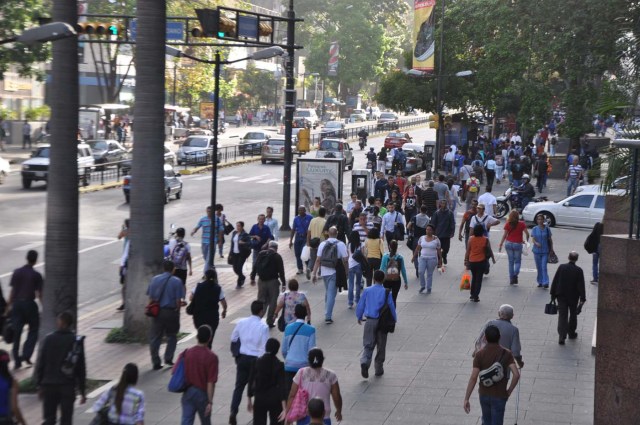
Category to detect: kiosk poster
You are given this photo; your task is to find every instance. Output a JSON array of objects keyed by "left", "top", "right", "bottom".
[
  {"left": 413, "top": 0, "right": 436, "bottom": 71},
  {"left": 296, "top": 158, "right": 343, "bottom": 214}
]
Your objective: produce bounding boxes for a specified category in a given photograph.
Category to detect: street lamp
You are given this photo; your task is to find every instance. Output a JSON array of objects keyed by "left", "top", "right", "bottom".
[
  {"left": 165, "top": 45, "right": 285, "bottom": 269},
  {"left": 0, "top": 22, "right": 76, "bottom": 45}
]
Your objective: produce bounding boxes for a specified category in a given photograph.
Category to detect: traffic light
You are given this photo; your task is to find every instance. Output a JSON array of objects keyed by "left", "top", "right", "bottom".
[
  {"left": 429, "top": 113, "right": 439, "bottom": 129},
  {"left": 76, "top": 22, "right": 123, "bottom": 36}
]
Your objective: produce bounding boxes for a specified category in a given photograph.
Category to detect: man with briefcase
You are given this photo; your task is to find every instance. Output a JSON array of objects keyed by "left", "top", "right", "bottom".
[{"left": 550, "top": 251, "right": 586, "bottom": 345}]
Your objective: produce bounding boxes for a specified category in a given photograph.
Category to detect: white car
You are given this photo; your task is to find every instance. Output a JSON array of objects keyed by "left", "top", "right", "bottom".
[
  {"left": 575, "top": 175, "right": 628, "bottom": 194},
  {"left": 0, "top": 155, "right": 10, "bottom": 184},
  {"left": 522, "top": 192, "right": 613, "bottom": 228}
]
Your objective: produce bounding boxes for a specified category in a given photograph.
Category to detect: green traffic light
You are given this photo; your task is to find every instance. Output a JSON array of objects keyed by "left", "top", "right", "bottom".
[
  {"left": 108, "top": 25, "right": 118, "bottom": 35},
  {"left": 217, "top": 31, "right": 225, "bottom": 38}
]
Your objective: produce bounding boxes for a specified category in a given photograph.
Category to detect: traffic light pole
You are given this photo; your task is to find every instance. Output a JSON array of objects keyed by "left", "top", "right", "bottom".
[
  {"left": 280, "top": 0, "right": 296, "bottom": 233},
  {"left": 208, "top": 50, "right": 221, "bottom": 270}
]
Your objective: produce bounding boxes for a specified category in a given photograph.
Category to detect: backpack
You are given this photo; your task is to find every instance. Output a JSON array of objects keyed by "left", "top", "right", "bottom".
[
  {"left": 376, "top": 289, "right": 396, "bottom": 334},
  {"left": 255, "top": 250, "right": 274, "bottom": 279},
  {"left": 60, "top": 335, "right": 84, "bottom": 378},
  {"left": 320, "top": 241, "right": 339, "bottom": 268},
  {"left": 468, "top": 178, "right": 480, "bottom": 193},
  {"left": 479, "top": 349, "right": 506, "bottom": 387},
  {"left": 385, "top": 255, "right": 401, "bottom": 280},
  {"left": 168, "top": 349, "right": 189, "bottom": 393},
  {"left": 170, "top": 242, "right": 188, "bottom": 268}
]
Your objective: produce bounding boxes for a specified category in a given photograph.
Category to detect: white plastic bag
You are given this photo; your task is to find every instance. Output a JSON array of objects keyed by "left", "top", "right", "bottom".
[
  {"left": 522, "top": 241, "right": 530, "bottom": 256},
  {"left": 300, "top": 245, "right": 311, "bottom": 262}
]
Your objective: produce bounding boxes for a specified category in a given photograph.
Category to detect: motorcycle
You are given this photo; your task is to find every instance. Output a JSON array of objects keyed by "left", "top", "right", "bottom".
[
  {"left": 496, "top": 186, "right": 547, "bottom": 218},
  {"left": 359, "top": 137, "right": 367, "bottom": 150}
]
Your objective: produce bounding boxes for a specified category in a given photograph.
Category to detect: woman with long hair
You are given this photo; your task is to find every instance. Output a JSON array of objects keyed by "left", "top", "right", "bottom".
[
  {"left": 273, "top": 278, "right": 312, "bottom": 326},
  {"left": 498, "top": 210, "right": 530, "bottom": 285},
  {"left": 92, "top": 363, "right": 144, "bottom": 425},
  {"left": 379, "top": 240, "right": 409, "bottom": 304},
  {"left": 465, "top": 224, "right": 496, "bottom": 302},
  {"left": 363, "top": 227, "right": 384, "bottom": 287},
  {"left": 0, "top": 350, "right": 25, "bottom": 425},
  {"left": 189, "top": 269, "right": 228, "bottom": 347},
  {"left": 412, "top": 224, "right": 442, "bottom": 294},
  {"left": 247, "top": 338, "right": 287, "bottom": 425},
  {"left": 385, "top": 191, "right": 403, "bottom": 214},
  {"left": 531, "top": 214, "right": 554, "bottom": 288}
]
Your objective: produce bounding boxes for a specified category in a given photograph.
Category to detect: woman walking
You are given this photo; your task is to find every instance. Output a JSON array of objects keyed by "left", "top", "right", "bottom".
[
  {"left": 530, "top": 214, "right": 554, "bottom": 288},
  {"left": 464, "top": 224, "right": 496, "bottom": 302},
  {"left": 273, "top": 278, "right": 312, "bottom": 327},
  {"left": 189, "top": 269, "right": 228, "bottom": 346},
  {"left": 498, "top": 210, "right": 530, "bottom": 285},
  {"left": 379, "top": 240, "right": 409, "bottom": 304},
  {"left": 385, "top": 191, "right": 403, "bottom": 213},
  {"left": 284, "top": 348, "right": 343, "bottom": 425},
  {"left": 0, "top": 350, "right": 26, "bottom": 425},
  {"left": 92, "top": 363, "right": 145, "bottom": 425},
  {"left": 413, "top": 224, "right": 442, "bottom": 294},
  {"left": 346, "top": 231, "right": 368, "bottom": 308},
  {"left": 230, "top": 221, "right": 252, "bottom": 288},
  {"left": 247, "top": 338, "right": 287, "bottom": 425},
  {"left": 363, "top": 228, "right": 384, "bottom": 287}
]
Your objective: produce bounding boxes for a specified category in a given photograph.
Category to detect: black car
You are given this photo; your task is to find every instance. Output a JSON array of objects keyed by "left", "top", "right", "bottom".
[
  {"left": 320, "top": 121, "right": 347, "bottom": 139},
  {"left": 377, "top": 112, "right": 400, "bottom": 130}
]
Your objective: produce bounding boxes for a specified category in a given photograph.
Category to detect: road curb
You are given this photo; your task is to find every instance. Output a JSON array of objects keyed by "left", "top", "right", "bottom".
[{"left": 79, "top": 181, "right": 123, "bottom": 194}]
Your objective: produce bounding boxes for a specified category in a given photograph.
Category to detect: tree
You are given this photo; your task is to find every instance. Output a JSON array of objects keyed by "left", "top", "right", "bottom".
[
  {"left": 124, "top": 0, "right": 166, "bottom": 339},
  {"left": 236, "top": 64, "right": 277, "bottom": 108},
  {"left": 0, "top": 0, "right": 49, "bottom": 80},
  {"left": 42, "top": 0, "right": 79, "bottom": 337}
]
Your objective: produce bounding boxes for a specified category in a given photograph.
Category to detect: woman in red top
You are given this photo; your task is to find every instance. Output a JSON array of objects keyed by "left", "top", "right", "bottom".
[{"left": 498, "top": 210, "right": 530, "bottom": 285}]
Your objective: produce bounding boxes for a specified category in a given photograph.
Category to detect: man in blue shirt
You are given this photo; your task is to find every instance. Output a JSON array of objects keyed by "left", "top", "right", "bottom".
[
  {"left": 147, "top": 260, "right": 185, "bottom": 370},
  {"left": 191, "top": 205, "right": 224, "bottom": 272},
  {"left": 356, "top": 270, "right": 397, "bottom": 378},
  {"left": 289, "top": 205, "right": 313, "bottom": 277},
  {"left": 249, "top": 214, "right": 274, "bottom": 266},
  {"left": 282, "top": 304, "right": 316, "bottom": 395}
]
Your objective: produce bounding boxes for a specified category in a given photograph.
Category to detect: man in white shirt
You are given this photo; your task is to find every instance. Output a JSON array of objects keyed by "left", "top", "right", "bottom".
[
  {"left": 312, "top": 227, "right": 348, "bottom": 324},
  {"left": 510, "top": 132, "right": 522, "bottom": 144},
  {"left": 381, "top": 203, "right": 405, "bottom": 248},
  {"left": 484, "top": 156, "right": 497, "bottom": 188},
  {"left": 478, "top": 187, "right": 498, "bottom": 216},
  {"left": 346, "top": 193, "right": 358, "bottom": 214},
  {"left": 264, "top": 206, "right": 279, "bottom": 241},
  {"left": 229, "top": 300, "right": 269, "bottom": 425}
]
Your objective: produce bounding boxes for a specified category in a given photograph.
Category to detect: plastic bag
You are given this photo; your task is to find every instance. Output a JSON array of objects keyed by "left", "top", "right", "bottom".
[
  {"left": 460, "top": 270, "right": 471, "bottom": 291},
  {"left": 300, "top": 245, "right": 310, "bottom": 262},
  {"left": 522, "top": 241, "right": 530, "bottom": 256}
]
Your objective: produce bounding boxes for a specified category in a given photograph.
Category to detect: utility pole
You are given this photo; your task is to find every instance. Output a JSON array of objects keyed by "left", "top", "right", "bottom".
[
  {"left": 435, "top": 0, "right": 446, "bottom": 174},
  {"left": 280, "top": 0, "right": 296, "bottom": 232}
]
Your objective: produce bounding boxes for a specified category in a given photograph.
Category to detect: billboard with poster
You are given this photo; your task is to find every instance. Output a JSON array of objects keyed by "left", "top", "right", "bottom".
[
  {"left": 200, "top": 102, "right": 215, "bottom": 121},
  {"left": 296, "top": 158, "right": 343, "bottom": 214},
  {"left": 413, "top": 0, "right": 436, "bottom": 71}
]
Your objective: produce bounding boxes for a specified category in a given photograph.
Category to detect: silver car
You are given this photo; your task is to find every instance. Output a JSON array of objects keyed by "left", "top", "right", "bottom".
[
  {"left": 261, "top": 138, "right": 298, "bottom": 164},
  {"left": 177, "top": 136, "right": 214, "bottom": 165}
]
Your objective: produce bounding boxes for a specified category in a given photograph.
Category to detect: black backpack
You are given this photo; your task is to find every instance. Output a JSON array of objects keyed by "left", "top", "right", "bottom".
[
  {"left": 255, "top": 250, "right": 275, "bottom": 280},
  {"left": 377, "top": 289, "right": 396, "bottom": 333}
]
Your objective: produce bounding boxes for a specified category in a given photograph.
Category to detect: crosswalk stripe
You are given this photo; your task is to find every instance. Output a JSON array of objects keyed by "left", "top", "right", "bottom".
[
  {"left": 258, "top": 178, "right": 281, "bottom": 184},
  {"left": 236, "top": 174, "right": 270, "bottom": 182}
]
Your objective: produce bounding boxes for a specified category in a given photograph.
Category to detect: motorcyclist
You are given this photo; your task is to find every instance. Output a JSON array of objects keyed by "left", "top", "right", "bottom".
[
  {"left": 358, "top": 128, "right": 369, "bottom": 145},
  {"left": 366, "top": 147, "right": 377, "bottom": 167},
  {"left": 516, "top": 174, "right": 536, "bottom": 209}
]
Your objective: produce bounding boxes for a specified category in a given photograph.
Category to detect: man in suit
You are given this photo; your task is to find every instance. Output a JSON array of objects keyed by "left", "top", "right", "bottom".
[{"left": 550, "top": 251, "right": 586, "bottom": 345}]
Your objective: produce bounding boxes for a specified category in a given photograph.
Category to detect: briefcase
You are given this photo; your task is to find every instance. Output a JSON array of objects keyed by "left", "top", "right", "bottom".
[{"left": 544, "top": 300, "right": 558, "bottom": 315}]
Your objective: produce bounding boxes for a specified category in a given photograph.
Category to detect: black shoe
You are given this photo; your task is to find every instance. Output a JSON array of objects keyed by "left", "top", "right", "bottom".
[
  {"left": 116, "top": 304, "right": 125, "bottom": 311},
  {"left": 268, "top": 323, "right": 276, "bottom": 329},
  {"left": 361, "top": 364, "right": 369, "bottom": 378},
  {"left": 165, "top": 360, "right": 174, "bottom": 366},
  {"left": 229, "top": 414, "right": 237, "bottom": 425},
  {"left": 568, "top": 333, "right": 578, "bottom": 339},
  {"left": 375, "top": 369, "right": 384, "bottom": 377},
  {"left": 514, "top": 276, "right": 518, "bottom": 284},
  {"left": 473, "top": 297, "right": 480, "bottom": 302},
  {"left": 443, "top": 257, "right": 447, "bottom": 265},
  {"left": 558, "top": 339, "right": 565, "bottom": 345},
  {"left": 152, "top": 364, "right": 163, "bottom": 370}
]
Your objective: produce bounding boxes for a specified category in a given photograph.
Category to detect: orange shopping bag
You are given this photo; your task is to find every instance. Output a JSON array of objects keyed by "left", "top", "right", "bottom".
[{"left": 460, "top": 269, "right": 471, "bottom": 291}]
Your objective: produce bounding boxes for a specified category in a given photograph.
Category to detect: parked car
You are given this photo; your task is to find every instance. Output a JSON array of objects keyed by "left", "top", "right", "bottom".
[
  {"left": 239, "top": 131, "right": 272, "bottom": 155},
  {"left": 522, "top": 192, "right": 617, "bottom": 228},
  {"left": 349, "top": 109, "right": 367, "bottom": 123},
  {"left": 377, "top": 112, "right": 400, "bottom": 130},
  {"left": 261, "top": 138, "right": 298, "bottom": 164},
  {"left": 385, "top": 147, "right": 424, "bottom": 174},
  {"left": 293, "top": 108, "right": 320, "bottom": 129},
  {"left": 21, "top": 143, "right": 95, "bottom": 189},
  {"left": 575, "top": 175, "right": 629, "bottom": 194},
  {"left": 315, "top": 138, "right": 354, "bottom": 170},
  {"left": 121, "top": 146, "right": 177, "bottom": 174},
  {"left": 0, "top": 155, "right": 10, "bottom": 184},
  {"left": 122, "top": 163, "right": 183, "bottom": 204},
  {"left": 177, "top": 136, "right": 214, "bottom": 165},
  {"left": 320, "top": 121, "right": 347, "bottom": 139},
  {"left": 384, "top": 131, "right": 412, "bottom": 149},
  {"left": 86, "top": 139, "right": 129, "bottom": 166}
]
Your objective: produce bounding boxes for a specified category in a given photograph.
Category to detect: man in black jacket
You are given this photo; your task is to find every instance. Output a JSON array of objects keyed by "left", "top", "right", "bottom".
[
  {"left": 36, "top": 311, "right": 86, "bottom": 425},
  {"left": 251, "top": 241, "right": 286, "bottom": 328},
  {"left": 430, "top": 200, "right": 456, "bottom": 265},
  {"left": 550, "top": 251, "right": 586, "bottom": 345},
  {"left": 323, "top": 204, "right": 350, "bottom": 243}
]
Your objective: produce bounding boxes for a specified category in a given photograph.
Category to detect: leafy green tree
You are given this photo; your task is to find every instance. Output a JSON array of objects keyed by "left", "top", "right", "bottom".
[{"left": 236, "top": 64, "right": 278, "bottom": 108}]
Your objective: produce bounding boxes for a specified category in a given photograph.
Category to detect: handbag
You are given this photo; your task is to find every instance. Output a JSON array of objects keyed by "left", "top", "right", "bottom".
[
  {"left": 230, "top": 339, "right": 241, "bottom": 358},
  {"left": 548, "top": 251, "right": 558, "bottom": 264},
  {"left": 277, "top": 293, "right": 287, "bottom": 332},
  {"left": 224, "top": 219, "right": 234, "bottom": 235},
  {"left": 145, "top": 275, "right": 171, "bottom": 318},
  {"left": 393, "top": 212, "right": 405, "bottom": 241},
  {"left": 89, "top": 389, "right": 113, "bottom": 425},
  {"left": 2, "top": 317, "right": 14, "bottom": 344},
  {"left": 286, "top": 371, "right": 310, "bottom": 422},
  {"left": 545, "top": 299, "right": 558, "bottom": 315}
]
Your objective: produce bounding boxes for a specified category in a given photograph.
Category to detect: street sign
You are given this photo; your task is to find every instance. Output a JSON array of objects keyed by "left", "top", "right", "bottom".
[
  {"left": 130, "top": 20, "right": 184, "bottom": 41},
  {"left": 237, "top": 15, "right": 258, "bottom": 39}
]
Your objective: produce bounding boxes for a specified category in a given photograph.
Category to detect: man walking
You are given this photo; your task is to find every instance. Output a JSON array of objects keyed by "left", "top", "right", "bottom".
[
  {"left": 36, "top": 311, "right": 87, "bottom": 425},
  {"left": 380, "top": 203, "right": 405, "bottom": 248},
  {"left": 565, "top": 156, "right": 584, "bottom": 196},
  {"left": 175, "top": 325, "right": 218, "bottom": 425},
  {"left": 430, "top": 200, "right": 455, "bottom": 265},
  {"left": 264, "top": 206, "right": 279, "bottom": 241},
  {"left": 251, "top": 241, "right": 286, "bottom": 328},
  {"left": 282, "top": 304, "right": 316, "bottom": 393},
  {"left": 474, "top": 304, "right": 524, "bottom": 368},
  {"left": 312, "top": 227, "right": 348, "bottom": 324},
  {"left": 191, "top": 206, "right": 224, "bottom": 272},
  {"left": 8, "top": 249, "right": 42, "bottom": 369},
  {"left": 167, "top": 227, "right": 192, "bottom": 287},
  {"left": 147, "top": 260, "right": 185, "bottom": 370},
  {"left": 356, "top": 270, "right": 397, "bottom": 378},
  {"left": 463, "top": 325, "right": 520, "bottom": 424},
  {"left": 478, "top": 186, "right": 498, "bottom": 216},
  {"left": 229, "top": 301, "right": 269, "bottom": 425},
  {"left": 289, "top": 205, "right": 313, "bottom": 277},
  {"left": 550, "top": 251, "right": 586, "bottom": 345},
  {"left": 307, "top": 206, "right": 327, "bottom": 271},
  {"left": 323, "top": 203, "right": 350, "bottom": 243},
  {"left": 22, "top": 120, "right": 31, "bottom": 149},
  {"left": 249, "top": 214, "right": 274, "bottom": 266}
]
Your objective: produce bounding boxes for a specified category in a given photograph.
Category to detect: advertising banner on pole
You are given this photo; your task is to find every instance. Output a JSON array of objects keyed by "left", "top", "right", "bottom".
[
  {"left": 200, "top": 102, "right": 215, "bottom": 120},
  {"left": 327, "top": 42, "right": 339, "bottom": 77},
  {"left": 413, "top": 0, "right": 436, "bottom": 71},
  {"left": 296, "top": 158, "right": 343, "bottom": 214}
]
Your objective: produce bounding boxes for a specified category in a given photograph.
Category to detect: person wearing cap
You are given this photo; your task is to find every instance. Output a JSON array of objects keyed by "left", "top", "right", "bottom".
[
  {"left": 251, "top": 241, "right": 286, "bottom": 328},
  {"left": 290, "top": 205, "right": 313, "bottom": 277},
  {"left": 366, "top": 147, "right": 377, "bottom": 169},
  {"left": 473, "top": 304, "right": 524, "bottom": 369},
  {"left": 516, "top": 174, "right": 536, "bottom": 209}
]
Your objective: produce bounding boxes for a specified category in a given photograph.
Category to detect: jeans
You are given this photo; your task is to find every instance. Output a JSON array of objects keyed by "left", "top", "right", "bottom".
[
  {"left": 42, "top": 385, "right": 75, "bottom": 425},
  {"left": 537, "top": 172, "right": 546, "bottom": 192},
  {"left": 534, "top": 252, "right": 549, "bottom": 285},
  {"left": 505, "top": 241, "right": 523, "bottom": 280},
  {"left": 593, "top": 244, "right": 600, "bottom": 281},
  {"left": 201, "top": 243, "right": 211, "bottom": 272},
  {"left": 495, "top": 166, "right": 503, "bottom": 182},
  {"left": 181, "top": 386, "right": 211, "bottom": 425},
  {"left": 231, "top": 355, "right": 256, "bottom": 415},
  {"left": 294, "top": 236, "right": 307, "bottom": 271},
  {"left": 479, "top": 394, "right": 508, "bottom": 425},
  {"left": 418, "top": 257, "right": 438, "bottom": 291},
  {"left": 567, "top": 177, "right": 578, "bottom": 196},
  {"left": 486, "top": 169, "right": 496, "bottom": 188},
  {"left": 149, "top": 308, "right": 180, "bottom": 367},
  {"left": 348, "top": 264, "right": 362, "bottom": 306},
  {"left": 512, "top": 178, "right": 522, "bottom": 188},
  {"left": 11, "top": 299, "right": 39, "bottom": 366},
  {"left": 550, "top": 145, "right": 556, "bottom": 156},
  {"left": 323, "top": 273, "right": 338, "bottom": 320}
]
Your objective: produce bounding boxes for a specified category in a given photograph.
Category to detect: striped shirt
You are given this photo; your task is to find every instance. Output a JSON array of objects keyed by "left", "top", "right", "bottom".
[
  {"left": 353, "top": 221, "right": 374, "bottom": 243},
  {"left": 568, "top": 165, "right": 583, "bottom": 179},
  {"left": 93, "top": 386, "right": 145, "bottom": 425}
]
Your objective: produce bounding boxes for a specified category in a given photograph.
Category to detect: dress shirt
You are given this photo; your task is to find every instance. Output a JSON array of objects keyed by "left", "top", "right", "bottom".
[
  {"left": 249, "top": 224, "right": 273, "bottom": 249},
  {"left": 265, "top": 217, "right": 279, "bottom": 240},
  {"left": 292, "top": 214, "right": 313, "bottom": 238},
  {"left": 346, "top": 201, "right": 357, "bottom": 213},
  {"left": 381, "top": 211, "right": 404, "bottom": 233},
  {"left": 230, "top": 315, "right": 269, "bottom": 357},
  {"left": 356, "top": 283, "right": 397, "bottom": 321}
]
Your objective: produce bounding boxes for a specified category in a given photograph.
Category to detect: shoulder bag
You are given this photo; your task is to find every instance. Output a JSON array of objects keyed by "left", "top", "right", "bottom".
[
  {"left": 145, "top": 275, "right": 172, "bottom": 318},
  {"left": 393, "top": 212, "right": 405, "bottom": 241},
  {"left": 223, "top": 219, "right": 234, "bottom": 235},
  {"left": 89, "top": 388, "right": 113, "bottom": 425},
  {"left": 377, "top": 289, "right": 396, "bottom": 333},
  {"left": 277, "top": 293, "right": 288, "bottom": 332},
  {"left": 479, "top": 349, "right": 506, "bottom": 387}
]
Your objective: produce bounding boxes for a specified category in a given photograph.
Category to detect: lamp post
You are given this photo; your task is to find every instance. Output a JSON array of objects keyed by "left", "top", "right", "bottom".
[
  {"left": 435, "top": 0, "right": 446, "bottom": 174},
  {"left": 0, "top": 22, "right": 76, "bottom": 45},
  {"left": 280, "top": 0, "right": 296, "bottom": 233},
  {"left": 165, "top": 45, "right": 285, "bottom": 269}
]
